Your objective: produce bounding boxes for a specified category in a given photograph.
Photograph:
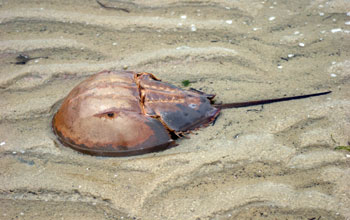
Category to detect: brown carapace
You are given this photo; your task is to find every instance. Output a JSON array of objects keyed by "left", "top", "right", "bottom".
[{"left": 52, "top": 70, "right": 331, "bottom": 157}]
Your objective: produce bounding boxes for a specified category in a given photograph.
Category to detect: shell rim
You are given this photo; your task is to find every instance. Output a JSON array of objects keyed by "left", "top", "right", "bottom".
[{"left": 52, "top": 114, "right": 176, "bottom": 157}]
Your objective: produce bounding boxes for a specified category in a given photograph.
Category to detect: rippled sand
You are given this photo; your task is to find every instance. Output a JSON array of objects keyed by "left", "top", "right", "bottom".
[{"left": 0, "top": 0, "right": 350, "bottom": 219}]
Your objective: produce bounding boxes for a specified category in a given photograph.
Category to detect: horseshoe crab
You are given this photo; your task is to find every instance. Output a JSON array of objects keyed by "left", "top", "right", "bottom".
[{"left": 52, "top": 70, "right": 331, "bottom": 156}]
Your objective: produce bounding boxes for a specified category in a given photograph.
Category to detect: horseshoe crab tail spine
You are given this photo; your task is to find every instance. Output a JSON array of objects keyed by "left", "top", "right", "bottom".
[{"left": 213, "top": 91, "right": 332, "bottom": 109}]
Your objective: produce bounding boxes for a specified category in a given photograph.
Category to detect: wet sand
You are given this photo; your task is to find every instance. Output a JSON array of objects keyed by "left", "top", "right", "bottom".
[{"left": 0, "top": 0, "right": 350, "bottom": 219}]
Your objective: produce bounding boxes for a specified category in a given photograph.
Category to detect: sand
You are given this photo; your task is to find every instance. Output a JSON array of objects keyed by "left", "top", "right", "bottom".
[{"left": 0, "top": 0, "right": 349, "bottom": 219}]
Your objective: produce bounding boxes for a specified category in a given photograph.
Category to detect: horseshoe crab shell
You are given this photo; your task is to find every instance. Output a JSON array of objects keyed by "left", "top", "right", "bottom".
[{"left": 52, "top": 70, "right": 220, "bottom": 156}]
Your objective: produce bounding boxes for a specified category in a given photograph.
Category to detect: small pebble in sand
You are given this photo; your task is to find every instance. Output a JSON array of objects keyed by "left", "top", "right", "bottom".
[
  {"left": 294, "top": 31, "right": 300, "bottom": 35},
  {"left": 346, "top": 154, "right": 350, "bottom": 158},
  {"left": 253, "top": 27, "right": 260, "bottom": 31},
  {"left": 299, "top": 43, "right": 305, "bottom": 47},
  {"left": 319, "top": 4, "right": 324, "bottom": 8},
  {"left": 20, "top": 212, "right": 24, "bottom": 216},
  {"left": 12, "top": 151, "right": 17, "bottom": 154},
  {"left": 277, "top": 65, "right": 283, "bottom": 69},
  {"left": 330, "top": 73, "right": 337, "bottom": 77},
  {"left": 226, "top": 20, "right": 232, "bottom": 24},
  {"left": 191, "top": 24, "right": 197, "bottom": 32},
  {"left": 112, "top": 42, "right": 117, "bottom": 46},
  {"left": 345, "top": 21, "right": 350, "bottom": 25},
  {"left": 332, "top": 61, "right": 336, "bottom": 65},
  {"left": 0, "top": 141, "right": 5, "bottom": 146},
  {"left": 269, "top": 16, "right": 276, "bottom": 21},
  {"left": 331, "top": 28, "right": 342, "bottom": 33},
  {"left": 176, "top": 46, "right": 190, "bottom": 50},
  {"left": 180, "top": 15, "right": 187, "bottom": 19},
  {"left": 319, "top": 12, "right": 324, "bottom": 16},
  {"left": 225, "top": 7, "right": 230, "bottom": 9},
  {"left": 347, "top": 12, "right": 350, "bottom": 16},
  {"left": 269, "top": 6, "right": 274, "bottom": 9},
  {"left": 288, "top": 54, "right": 294, "bottom": 58},
  {"left": 332, "top": 18, "right": 337, "bottom": 22}
]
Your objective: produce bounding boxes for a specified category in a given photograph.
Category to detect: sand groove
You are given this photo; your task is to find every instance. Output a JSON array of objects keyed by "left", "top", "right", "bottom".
[
  {"left": 1, "top": 47, "right": 242, "bottom": 91},
  {"left": 0, "top": 39, "right": 88, "bottom": 53},
  {"left": 0, "top": 8, "right": 241, "bottom": 32}
]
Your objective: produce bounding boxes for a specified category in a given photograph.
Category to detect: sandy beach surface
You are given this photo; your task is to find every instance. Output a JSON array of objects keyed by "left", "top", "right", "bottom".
[{"left": 0, "top": 0, "right": 350, "bottom": 219}]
